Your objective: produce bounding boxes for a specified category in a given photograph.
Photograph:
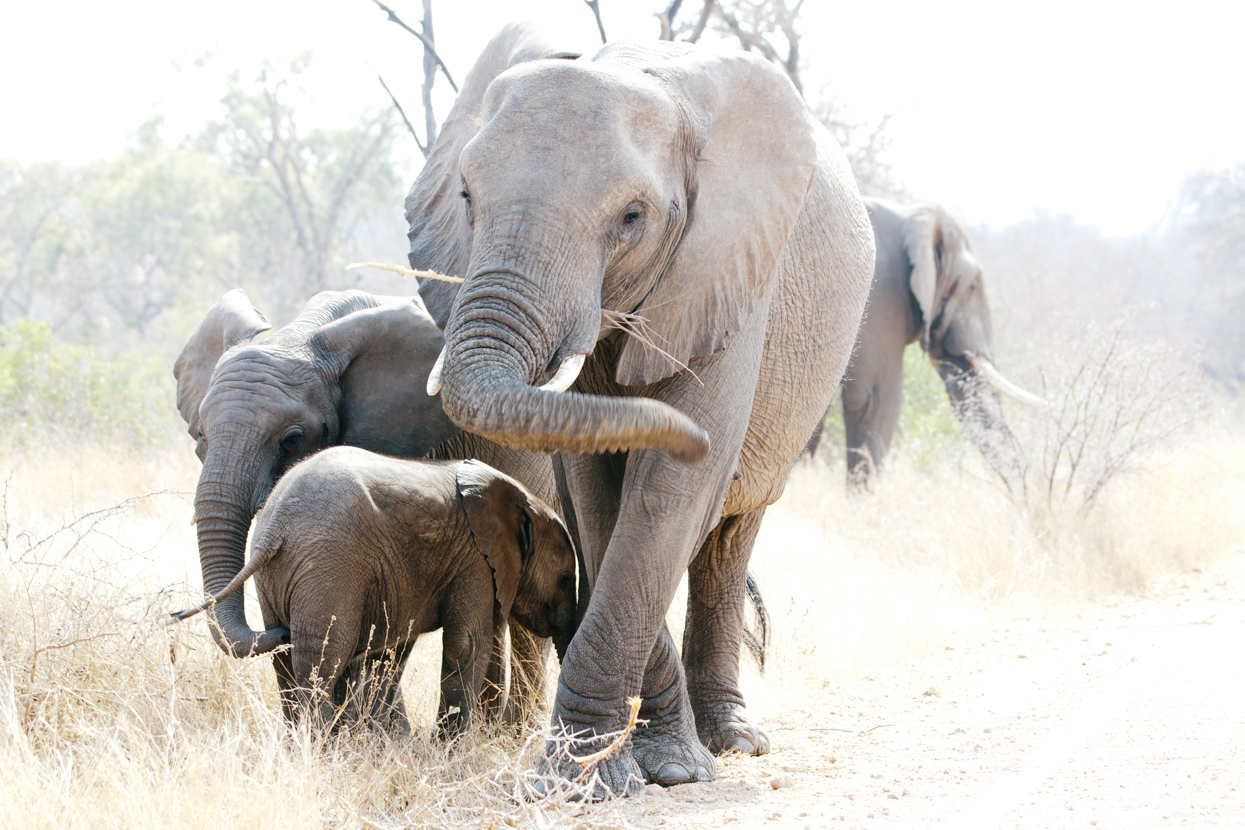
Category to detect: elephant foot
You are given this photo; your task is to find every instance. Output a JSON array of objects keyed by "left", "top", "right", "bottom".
[
  {"left": 632, "top": 723, "right": 716, "bottom": 786},
  {"left": 693, "top": 699, "right": 771, "bottom": 756},
  {"left": 530, "top": 734, "right": 647, "bottom": 800}
]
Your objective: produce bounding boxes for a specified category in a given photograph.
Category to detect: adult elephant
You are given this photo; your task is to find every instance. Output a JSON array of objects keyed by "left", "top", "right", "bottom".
[
  {"left": 174, "top": 288, "right": 557, "bottom": 717},
  {"left": 804, "top": 199, "right": 1043, "bottom": 489},
  {"left": 403, "top": 24, "right": 874, "bottom": 793}
]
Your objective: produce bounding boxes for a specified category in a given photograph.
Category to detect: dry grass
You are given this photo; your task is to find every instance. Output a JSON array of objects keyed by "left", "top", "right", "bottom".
[{"left": 3, "top": 423, "right": 1243, "bottom": 827}]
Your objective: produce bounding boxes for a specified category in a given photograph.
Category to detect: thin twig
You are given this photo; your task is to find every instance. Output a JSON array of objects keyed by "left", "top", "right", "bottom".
[
  {"left": 373, "top": 70, "right": 427, "bottom": 157},
  {"left": 346, "top": 261, "right": 463, "bottom": 283}
]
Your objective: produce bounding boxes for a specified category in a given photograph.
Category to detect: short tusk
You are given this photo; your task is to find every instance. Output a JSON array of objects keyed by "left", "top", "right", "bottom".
[
  {"left": 967, "top": 353, "right": 1047, "bottom": 407},
  {"left": 539, "top": 354, "right": 586, "bottom": 393},
  {"left": 426, "top": 346, "right": 446, "bottom": 396}
]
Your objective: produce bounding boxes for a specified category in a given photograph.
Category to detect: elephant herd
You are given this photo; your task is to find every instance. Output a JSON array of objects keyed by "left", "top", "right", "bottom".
[{"left": 168, "top": 22, "right": 1041, "bottom": 797}]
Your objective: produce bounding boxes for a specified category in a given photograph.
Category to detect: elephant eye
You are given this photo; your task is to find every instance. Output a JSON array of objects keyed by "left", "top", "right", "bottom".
[
  {"left": 459, "top": 189, "right": 471, "bottom": 203},
  {"left": 279, "top": 432, "right": 303, "bottom": 456},
  {"left": 622, "top": 210, "right": 642, "bottom": 226}
]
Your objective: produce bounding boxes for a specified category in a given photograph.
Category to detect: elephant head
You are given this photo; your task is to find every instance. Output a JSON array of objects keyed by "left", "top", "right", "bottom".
[
  {"left": 901, "top": 202, "right": 1043, "bottom": 484},
  {"left": 174, "top": 288, "right": 459, "bottom": 656},
  {"left": 456, "top": 460, "right": 578, "bottom": 663},
  {"left": 404, "top": 24, "right": 816, "bottom": 463}
]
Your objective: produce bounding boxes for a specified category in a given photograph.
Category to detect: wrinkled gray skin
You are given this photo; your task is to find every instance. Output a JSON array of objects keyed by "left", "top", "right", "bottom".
[
  {"left": 172, "top": 451, "right": 578, "bottom": 736},
  {"left": 174, "top": 289, "right": 558, "bottom": 720},
  {"left": 804, "top": 199, "right": 1030, "bottom": 491},
  {"left": 404, "top": 24, "right": 874, "bottom": 794}
]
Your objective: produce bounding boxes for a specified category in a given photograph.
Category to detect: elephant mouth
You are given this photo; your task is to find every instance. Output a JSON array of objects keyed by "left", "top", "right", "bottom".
[{"left": 426, "top": 348, "right": 586, "bottom": 397}]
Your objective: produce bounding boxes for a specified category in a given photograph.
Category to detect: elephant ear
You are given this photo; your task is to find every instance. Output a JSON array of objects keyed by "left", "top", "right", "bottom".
[
  {"left": 456, "top": 460, "right": 535, "bottom": 622},
  {"left": 405, "top": 22, "right": 580, "bottom": 327},
  {"left": 310, "top": 294, "right": 460, "bottom": 458},
  {"left": 614, "top": 49, "right": 818, "bottom": 386},
  {"left": 174, "top": 289, "right": 271, "bottom": 456},
  {"left": 904, "top": 203, "right": 976, "bottom": 350}
]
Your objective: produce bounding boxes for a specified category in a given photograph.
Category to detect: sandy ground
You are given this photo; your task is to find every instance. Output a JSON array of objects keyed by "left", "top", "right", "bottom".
[{"left": 611, "top": 550, "right": 1245, "bottom": 829}]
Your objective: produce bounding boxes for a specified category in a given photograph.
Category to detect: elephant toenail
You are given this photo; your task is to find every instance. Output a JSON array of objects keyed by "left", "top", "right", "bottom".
[
  {"left": 694, "top": 765, "right": 712, "bottom": 782},
  {"left": 724, "top": 736, "right": 755, "bottom": 755},
  {"left": 655, "top": 763, "right": 693, "bottom": 786}
]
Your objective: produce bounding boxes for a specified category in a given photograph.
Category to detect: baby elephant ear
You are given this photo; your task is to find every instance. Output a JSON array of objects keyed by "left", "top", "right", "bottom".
[
  {"left": 456, "top": 460, "right": 534, "bottom": 621},
  {"left": 174, "top": 290, "right": 271, "bottom": 457}
]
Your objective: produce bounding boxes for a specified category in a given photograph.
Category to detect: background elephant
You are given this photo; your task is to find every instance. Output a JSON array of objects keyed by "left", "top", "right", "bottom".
[
  {"left": 403, "top": 24, "right": 874, "bottom": 792},
  {"left": 174, "top": 288, "right": 559, "bottom": 719},
  {"left": 804, "top": 198, "right": 1043, "bottom": 490},
  {"left": 172, "top": 451, "right": 578, "bottom": 736}
]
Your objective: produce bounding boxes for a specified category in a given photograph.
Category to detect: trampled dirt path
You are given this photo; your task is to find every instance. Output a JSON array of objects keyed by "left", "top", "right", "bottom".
[{"left": 612, "top": 551, "right": 1245, "bottom": 829}]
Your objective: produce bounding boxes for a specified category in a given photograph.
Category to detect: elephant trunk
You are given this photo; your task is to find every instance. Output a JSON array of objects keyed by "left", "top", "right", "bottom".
[
  {"left": 191, "top": 428, "right": 288, "bottom": 657},
  {"left": 436, "top": 274, "right": 710, "bottom": 464},
  {"left": 940, "top": 359, "right": 1027, "bottom": 488}
]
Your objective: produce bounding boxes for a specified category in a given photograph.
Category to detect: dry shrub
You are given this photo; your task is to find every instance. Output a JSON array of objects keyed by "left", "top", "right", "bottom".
[{"left": 0, "top": 445, "right": 632, "bottom": 828}]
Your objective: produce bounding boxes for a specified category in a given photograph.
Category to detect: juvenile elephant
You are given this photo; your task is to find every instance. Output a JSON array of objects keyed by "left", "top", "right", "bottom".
[
  {"left": 403, "top": 24, "right": 874, "bottom": 792},
  {"left": 175, "top": 288, "right": 558, "bottom": 719},
  {"left": 804, "top": 199, "right": 1043, "bottom": 488},
  {"left": 172, "top": 451, "right": 578, "bottom": 735},
  {"left": 174, "top": 288, "right": 461, "bottom": 656}
]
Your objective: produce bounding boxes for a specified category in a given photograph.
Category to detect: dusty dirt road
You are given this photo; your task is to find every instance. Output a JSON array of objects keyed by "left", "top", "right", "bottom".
[{"left": 611, "top": 550, "right": 1245, "bottom": 829}]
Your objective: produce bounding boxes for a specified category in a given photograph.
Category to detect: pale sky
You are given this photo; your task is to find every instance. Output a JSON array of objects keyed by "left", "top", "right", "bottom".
[{"left": 1, "top": 1, "right": 1241, "bottom": 235}]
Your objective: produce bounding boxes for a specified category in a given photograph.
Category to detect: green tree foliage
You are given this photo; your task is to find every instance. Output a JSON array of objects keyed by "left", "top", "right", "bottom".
[
  {"left": 0, "top": 57, "right": 409, "bottom": 446},
  {"left": 0, "top": 318, "right": 176, "bottom": 448}
]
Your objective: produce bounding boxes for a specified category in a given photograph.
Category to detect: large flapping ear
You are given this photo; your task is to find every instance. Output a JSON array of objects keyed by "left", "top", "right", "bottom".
[
  {"left": 902, "top": 203, "right": 974, "bottom": 350},
  {"left": 456, "top": 460, "right": 533, "bottom": 621},
  {"left": 310, "top": 294, "right": 460, "bottom": 458},
  {"left": 614, "top": 49, "right": 818, "bottom": 386},
  {"left": 405, "top": 22, "right": 580, "bottom": 327},
  {"left": 173, "top": 290, "right": 271, "bottom": 455}
]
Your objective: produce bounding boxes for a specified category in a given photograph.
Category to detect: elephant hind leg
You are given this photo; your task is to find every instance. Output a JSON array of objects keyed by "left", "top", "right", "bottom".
[{"left": 683, "top": 508, "right": 771, "bottom": 757}]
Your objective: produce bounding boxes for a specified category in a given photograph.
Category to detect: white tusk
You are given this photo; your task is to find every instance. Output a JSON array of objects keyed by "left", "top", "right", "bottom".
[
  {"left": 426, "top": 346, "right": 446, "bottom": 396},
  {"left": 539, "top": 354, "right": 586, "bottom": 393},
  {"left": 967, "top": 353, "right": 1047, "bottom": 407}
]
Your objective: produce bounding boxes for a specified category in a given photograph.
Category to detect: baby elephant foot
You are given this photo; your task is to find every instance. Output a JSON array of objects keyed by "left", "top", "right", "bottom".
[
  {"left": 530, "top": 736, "right": 647, "bottom": 800},
  {"left": 695, "top": 701, "right": 771, "bottom": 756},
  {"left": 631, "top": 719, "right": 717, "bottom": 787}
]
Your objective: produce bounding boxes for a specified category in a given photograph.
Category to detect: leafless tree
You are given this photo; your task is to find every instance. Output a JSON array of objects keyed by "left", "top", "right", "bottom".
[{"left": 369, "top": 0, "right": 455, "bottom": 158}]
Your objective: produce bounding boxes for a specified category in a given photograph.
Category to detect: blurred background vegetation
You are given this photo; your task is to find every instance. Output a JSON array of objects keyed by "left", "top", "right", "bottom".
[{"left": 1, "top": 0, "right": 1242, "bottom": 457}]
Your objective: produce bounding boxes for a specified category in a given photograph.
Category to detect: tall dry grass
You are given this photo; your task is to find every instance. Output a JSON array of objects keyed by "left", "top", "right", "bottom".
[{"left": 3, "top": 403, "right": 1243, "bottom": 826}]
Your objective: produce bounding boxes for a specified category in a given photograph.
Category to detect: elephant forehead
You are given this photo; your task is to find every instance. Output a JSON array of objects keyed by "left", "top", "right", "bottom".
[
  {"left": 477, "top": 60, "right": 682, "bottom": 158},
  {"left": 203, "top": 349, "right": 327, "bottom": 414}
]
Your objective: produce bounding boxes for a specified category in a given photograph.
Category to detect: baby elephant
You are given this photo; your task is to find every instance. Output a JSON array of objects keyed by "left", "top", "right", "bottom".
[{"left": 172, "top": 448, "right": 578, "bottom": 735}]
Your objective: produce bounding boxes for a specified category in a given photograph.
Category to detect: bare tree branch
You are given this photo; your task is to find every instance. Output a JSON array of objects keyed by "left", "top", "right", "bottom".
[
  {"left": 368, "top": 0, "right": 459, "bottom": 93},
  {"left": 583, "top": 0, "right": 607, "bottom": 43},
  {"left": 420, "top": 0, "right": 438, "bottom": 148},
  {"left": 657, "top": 0, "right": 685, "bottom": 39},
  {"left": 374, "top": 72, "right": 427, "bottom": 157},
  {"left": 687, "top": 0, "right": 716, "bottom": 42}
]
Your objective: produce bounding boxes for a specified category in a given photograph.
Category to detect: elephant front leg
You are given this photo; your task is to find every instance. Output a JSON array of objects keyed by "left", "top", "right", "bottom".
[
  {"left": 684, "top": 509, "right": 771, "bottom": 756},
  {"left": 541, "top": 454, "right": 735, "bottom": 796},
  {"left": 438, "top": 595, "right": 494, "bottom": 739}
]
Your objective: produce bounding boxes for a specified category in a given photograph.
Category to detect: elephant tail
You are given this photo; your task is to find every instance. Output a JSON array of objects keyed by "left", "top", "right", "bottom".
[
  {"left": 165, "top": 534, "right": 289, "bottom": 656},
  {"left": 742, "top": 570, "right": 770, "bottom": 673}
]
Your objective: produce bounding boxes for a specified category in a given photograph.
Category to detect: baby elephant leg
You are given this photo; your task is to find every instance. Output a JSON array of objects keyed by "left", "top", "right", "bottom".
[
  {"left": 363, "top": 640, "right": 416, "bottom": 735},
  {"left": 438, "top": 596, "right": 494, "bottom": 739}
]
